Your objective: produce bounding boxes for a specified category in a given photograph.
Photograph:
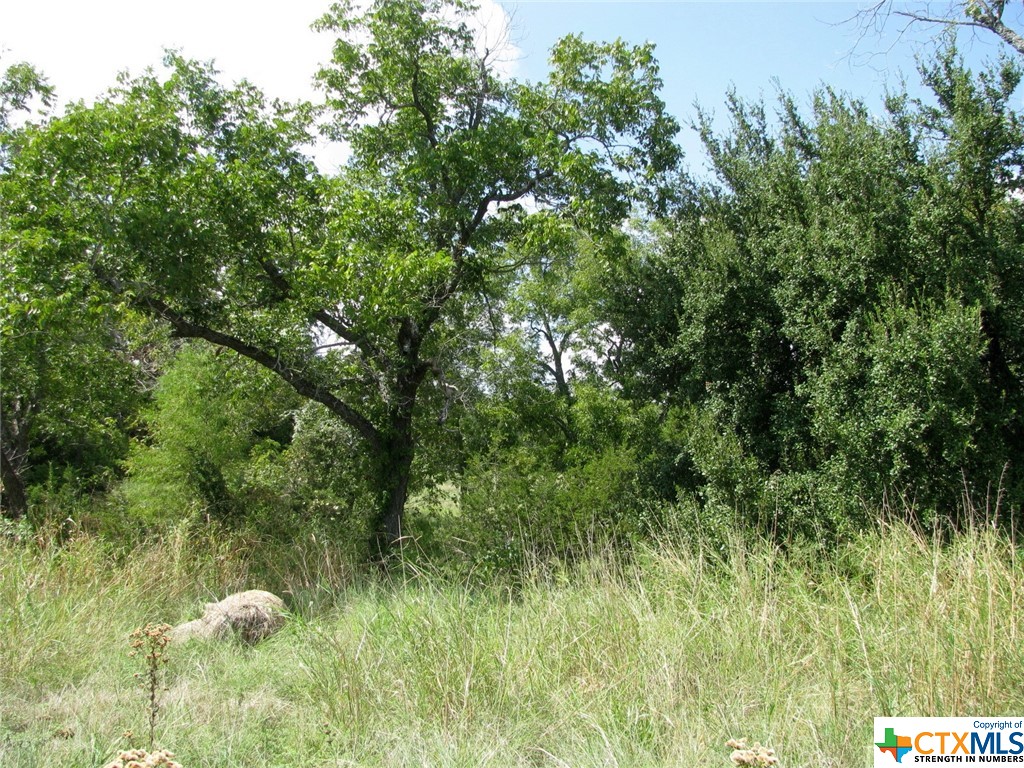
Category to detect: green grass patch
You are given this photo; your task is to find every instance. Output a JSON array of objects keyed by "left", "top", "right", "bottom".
[{"left": 1, "top": 523, "right": 1022, "bottom": 766}]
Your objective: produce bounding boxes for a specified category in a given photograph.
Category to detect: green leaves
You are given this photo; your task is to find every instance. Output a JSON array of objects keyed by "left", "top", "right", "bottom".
[
  {"left": 611, "top": 46, "right": 1024, "bottom": 533},
  {"left": 2, "top": 0, "right": 681, "bottom": 547},
  {"left": 0, "top": 59, "right": 54, "bottom": 170}
]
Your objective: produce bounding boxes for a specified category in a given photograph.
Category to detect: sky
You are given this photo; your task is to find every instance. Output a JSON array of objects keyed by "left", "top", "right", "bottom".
[{"left": 2, "top": 0, "right": 1020, "bottom": 169}]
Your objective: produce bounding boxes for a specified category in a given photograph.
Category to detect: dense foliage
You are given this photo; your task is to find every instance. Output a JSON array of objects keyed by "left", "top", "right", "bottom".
[
  {"left": 1, "top": 0, "right": 678, "bottom": 558},
  {"left": 611, "top": 49, "right": 1024, "bottom": 537},
  {"left": 2, "top": 0, "right": 1022, "bottom": 562}
]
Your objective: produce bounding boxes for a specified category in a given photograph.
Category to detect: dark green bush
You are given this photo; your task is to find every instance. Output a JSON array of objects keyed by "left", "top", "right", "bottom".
[
  {"left": 609, "top": 49, "right": 1024, "bottom": 539},
  {"left": 459, "top": 446, "right": 641, "bottom": 574}
]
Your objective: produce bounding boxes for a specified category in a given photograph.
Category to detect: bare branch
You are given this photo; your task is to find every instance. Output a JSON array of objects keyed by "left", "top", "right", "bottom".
[{"left": 855, "top": 1, "right": 1024, "bottom": 58}]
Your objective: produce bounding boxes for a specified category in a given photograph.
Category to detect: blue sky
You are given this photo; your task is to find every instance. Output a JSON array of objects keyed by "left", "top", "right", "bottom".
[
  {"left": 2, "top": 0, "right": 1020, "bottom": 168},
  {"left": 502, "top": 1, "right": 1020, "bottom": 166}
]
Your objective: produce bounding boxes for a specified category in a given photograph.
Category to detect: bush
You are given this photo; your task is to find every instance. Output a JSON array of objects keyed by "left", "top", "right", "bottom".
[
  {"left": 120, "top": 346, "right": 300, "bottom": 530},
  {"left": 609, "top": 50, "right": 1024, "bottom": 539},
  {"left": 459, "top": 446, "right": 641, "bottom": 574}
]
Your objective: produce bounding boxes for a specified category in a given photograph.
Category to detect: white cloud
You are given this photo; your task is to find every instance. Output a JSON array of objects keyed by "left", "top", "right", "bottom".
[
  {"left": 2, "top": 0, "right": 518, "bottom": 105},
  {"left": 467, "top": 0, "right": 521, "bottom": 79},
  {"left": 1, "top": 0, "right": 517, "bottom": 171},
  {"left": 1, "top": 1, "right": 331, "bottom": 106}
]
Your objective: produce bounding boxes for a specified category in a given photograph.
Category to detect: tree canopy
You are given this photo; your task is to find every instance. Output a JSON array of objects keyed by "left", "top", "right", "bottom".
[
  {"left": 1, "top": 0, "right": 680, "bottom": 555},
  {"left": 609, "top": 47, "right": 1024, "bottom": 534},
  {"left": 3, "top": 3, "right": 1023, "bottom": 560}
]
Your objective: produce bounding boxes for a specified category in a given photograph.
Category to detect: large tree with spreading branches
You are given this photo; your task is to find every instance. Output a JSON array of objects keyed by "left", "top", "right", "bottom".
[{"left": 1, "top": 0, "right": 679, "bottom": 554}]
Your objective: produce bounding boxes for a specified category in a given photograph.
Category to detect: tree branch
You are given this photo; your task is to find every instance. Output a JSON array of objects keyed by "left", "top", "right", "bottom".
[
  {"left": 890, "top": 7, "right": 1024, "bottom": 56},
  {"left": 139, "top": 296, "right": 383, "bottom": 452},
  {"left": 466, "top": 168, "right": 556, "bottom": 239},
  {"left": 860, "top": 1, "right": 1024, "bottom": 58},
  {"left": 256, "top": 254, "right": 388, "bottom": 365},
  {"left": 541, "top": 317, "right": 572, "bottom": 402},
  {"left": 410, "top": 60, "right": 439, "bottom": 150},
  {"left": 986, "top": 16, "right": 1024, "bottom": 56}
]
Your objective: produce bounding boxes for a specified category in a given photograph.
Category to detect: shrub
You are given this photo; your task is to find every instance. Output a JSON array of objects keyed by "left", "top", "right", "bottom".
[{"left": 460, "top": 446, "right": 641, "bottom": 574}]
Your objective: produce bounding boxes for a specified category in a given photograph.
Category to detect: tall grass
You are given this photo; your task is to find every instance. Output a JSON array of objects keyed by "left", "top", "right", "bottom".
[{"left": 1, "top": 521, "right": 1022, "bottom": 767}]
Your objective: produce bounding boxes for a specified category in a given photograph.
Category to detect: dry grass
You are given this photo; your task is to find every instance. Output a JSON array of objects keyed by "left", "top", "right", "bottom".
[{"left": 1, "top": 521, "right": 1022, "bottom": 767}]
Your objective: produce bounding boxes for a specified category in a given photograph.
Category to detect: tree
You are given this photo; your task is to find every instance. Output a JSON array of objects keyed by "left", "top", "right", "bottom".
[
  {"left": 1, "top": 59, "right": 63, "bottom": 521},
  {"left": 859, "top": 1, "right": 1024, "bottom": 58},
  {"left": 0, "top": 281, "right": 143, "bottom": 522},
  {"left": 3, "top": 0, "right": 679, "bottom": 555},
  {"left": 610, "top": 50, "right": 1024, "bottom": 534},
  {"left": 0, "top": 59, "right": 53, "bottom": 163},
  {"left": 466, "top": 215, "right": 624, "bottom": 462}
]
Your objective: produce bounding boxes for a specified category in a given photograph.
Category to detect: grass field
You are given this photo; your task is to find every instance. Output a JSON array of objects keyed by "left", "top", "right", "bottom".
[{"left": 1, "top": 521, "right": 1022, "bottom": 767}]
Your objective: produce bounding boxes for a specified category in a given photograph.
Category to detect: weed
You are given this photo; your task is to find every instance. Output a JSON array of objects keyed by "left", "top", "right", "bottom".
[
  {"left": 727, "top": 738, "right": 779, "bottom": 766},
  {"left": 128, "top": 623, "right": 172, "bottom": 751},
  {"left": 102, "top": 748, "right": 182, "bottom": 768}
]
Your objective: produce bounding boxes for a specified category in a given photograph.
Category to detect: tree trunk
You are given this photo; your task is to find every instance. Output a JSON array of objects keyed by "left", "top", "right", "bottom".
[
  {"left": 367, "top": 316, "right": 431, "bottom": 563},
  {"left": 369, "top": 420, "right": 416, "bottom": 562},
  {"left": 0, "top": 441, "right": 28, "bottom": 521}
]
